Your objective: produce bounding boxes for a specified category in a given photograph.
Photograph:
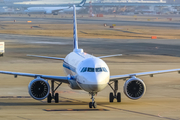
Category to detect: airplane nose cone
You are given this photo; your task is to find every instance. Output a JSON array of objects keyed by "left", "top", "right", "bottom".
[
  {"left": 77, "top": 73, "right": 109, "bottom": 92},
  {"left": 84, "top": 73, "right": 107, "bottom": 84}
]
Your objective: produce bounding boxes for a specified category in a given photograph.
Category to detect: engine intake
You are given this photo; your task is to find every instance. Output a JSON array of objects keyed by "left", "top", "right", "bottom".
[
  {"left": 124, "top": 77, "right": 146, "bottom": 100},
  {"left": 28, "top": 78, "right": 50, "bottom": 100}
]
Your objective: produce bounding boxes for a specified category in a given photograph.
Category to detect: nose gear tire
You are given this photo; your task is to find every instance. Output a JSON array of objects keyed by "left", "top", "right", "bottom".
[
  {"left": 93, "top": 102, "right": 97, "bottom": 108},
  {"left": 89, "top": 102, "right": 92, "bottom": 108}
]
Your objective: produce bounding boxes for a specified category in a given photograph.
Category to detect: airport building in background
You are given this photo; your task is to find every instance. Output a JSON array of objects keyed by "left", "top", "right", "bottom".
[
  {"left": 99, "top": 0, "right": 166, "bottom": 3},
  {"left": 166, "top": 0, "right": 180, "bottom": 3}
]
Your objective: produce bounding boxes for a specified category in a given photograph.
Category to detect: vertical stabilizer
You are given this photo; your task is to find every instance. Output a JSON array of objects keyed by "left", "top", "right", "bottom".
[
  {"left": 77, "top": 0, "right": 86, "bottom": 7},
  {"left": 73, "top": 5, "right": 78, "bottom": 50}
]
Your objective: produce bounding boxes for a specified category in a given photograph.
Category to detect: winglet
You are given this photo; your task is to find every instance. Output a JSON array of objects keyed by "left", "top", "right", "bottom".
[{"left": 73, "top": 5, "right": 78, "bottom": 51}]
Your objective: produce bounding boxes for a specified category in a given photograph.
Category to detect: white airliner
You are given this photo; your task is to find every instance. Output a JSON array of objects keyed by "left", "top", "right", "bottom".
[
  {"left": 24, "top": 0, "right": 86, "bottom": 15},
  {"left": 1, "top": 5, "right": 180, "bottom": 109}
]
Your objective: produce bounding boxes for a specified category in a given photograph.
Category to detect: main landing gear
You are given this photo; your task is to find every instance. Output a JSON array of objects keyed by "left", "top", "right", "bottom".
[
  {"left": 89, "top": 92, "right": 97, "bottom": 108},
  {"left": 108, "top": 80, "right": 121, "bottom": 103},
  {"left": 47, "top": 80, "right": 62, "bottom": 103}
]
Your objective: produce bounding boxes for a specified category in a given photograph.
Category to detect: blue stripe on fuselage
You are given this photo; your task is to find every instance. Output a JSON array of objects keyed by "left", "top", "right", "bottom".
[{"left": 63, "top": 61, "right": 76, "bottom": 73}]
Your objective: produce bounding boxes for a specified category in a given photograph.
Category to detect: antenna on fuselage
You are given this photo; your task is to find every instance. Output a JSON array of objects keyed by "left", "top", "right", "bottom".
[{"left": 73, "top": 5, "right": 79, "bottom": 51}]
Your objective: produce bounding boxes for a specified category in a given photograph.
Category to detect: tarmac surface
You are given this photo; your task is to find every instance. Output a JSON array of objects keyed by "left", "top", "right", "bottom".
[
  {"left": 0, "top": 33, "right": 180, "bottom": 120},
  {"left": 1, "top": 15, "right": 180, "bottom": 28},
  {"left": 0, "top": 14, "right": 180, "bottom": 120},
  {"left": 1, "top": 34, "right": 180, "bottom": 57}
]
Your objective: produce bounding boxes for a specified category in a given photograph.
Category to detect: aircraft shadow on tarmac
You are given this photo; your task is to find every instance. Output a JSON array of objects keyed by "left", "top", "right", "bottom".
[{"left": 0, "top": 96, "right": 111, "bottom": 106}]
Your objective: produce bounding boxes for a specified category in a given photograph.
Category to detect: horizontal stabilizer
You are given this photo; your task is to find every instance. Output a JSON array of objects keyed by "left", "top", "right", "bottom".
[
  {"left": 27, "top": 54, "right": 64, "bottom": 60},
  {"left": 98, "top": 54, "right": 122, "bottom": 59}
]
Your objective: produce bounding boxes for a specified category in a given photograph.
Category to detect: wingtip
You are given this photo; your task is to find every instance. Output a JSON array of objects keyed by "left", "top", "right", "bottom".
[{"left": 27, "top": 54, "right": 36, "bottom": 57}]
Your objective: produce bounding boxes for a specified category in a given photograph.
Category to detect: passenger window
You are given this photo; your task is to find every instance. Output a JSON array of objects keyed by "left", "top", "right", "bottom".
[
  {"left": 87, "top": 68, "right": 94, "bottom": 72},
  {"left": 96, "top": 68, "right": 102, "bottom": 72},
  {"left": 81, "top": 67, "right": 87, "bottom": 72},
  {"left": 102, "top": 67, "right": 108, "bottom": 72}
]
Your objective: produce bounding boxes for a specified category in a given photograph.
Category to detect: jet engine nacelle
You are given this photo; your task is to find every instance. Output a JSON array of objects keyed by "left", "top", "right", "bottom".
[
  {"left": 45, "top": 10, "right": 52, "bottom": 14},
  {"left": 124, "top": 77, "right": 146, "bottom": 100},
  {"left": 28, "top": 78, "right": 50, "bottom": 100}
]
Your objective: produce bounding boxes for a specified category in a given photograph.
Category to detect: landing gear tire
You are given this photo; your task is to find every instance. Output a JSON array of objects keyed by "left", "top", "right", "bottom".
[
  {"left": 89, "top": 92, "right": 97, "bottom": 108},
  {"left": 109, "top": 92, "right": 114, "bottom": 102},
  {"left": 55, "top": 93, "right": 59, "bottom": 103},
  {"left": 89, "top": 102, "right": 97, "bottom": 108},
  {"left": 109, "top": 80, "right": 121, "bottom": 103},
  {"left": 47, "top": 93, "right": 52, "bottom": 103},
  {"left": 89, "top": 102, "right": 92, "bottom": 108},
  {"left": 93, "top": 102, "right": 97, "bottom": 108},
  {"left": 117, "top": 92, "right": 121, "bottom": 102}
]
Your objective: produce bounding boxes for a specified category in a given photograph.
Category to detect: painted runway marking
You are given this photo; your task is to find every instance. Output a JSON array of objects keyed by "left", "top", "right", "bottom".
[
  {"left": 0, "top": 96, "right": 31, "bottom": 98},
  {"left": 58, "top": 97, "right": 177, "bottom": 120},
  {"left": 0, "top": 96, "right": 177, "bottom": 120},
  {"left": 44, "top": 109, "right": 109, "bottom": 111},
  {"left": 100, "top": 105, "right": 177, "bottom": 120}
]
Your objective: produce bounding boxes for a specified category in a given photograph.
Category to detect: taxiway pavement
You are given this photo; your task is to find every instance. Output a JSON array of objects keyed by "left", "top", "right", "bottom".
[{"left": 0, "top": 34, "right": 180, "bottom": 120}]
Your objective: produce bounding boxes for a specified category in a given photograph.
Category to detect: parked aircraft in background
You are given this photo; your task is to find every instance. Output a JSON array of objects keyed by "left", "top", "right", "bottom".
[
  {"left": 24, "top": 0, "right": 86, "bottom": 15},
  {"left": 0, "top": 5, "right": 180, "bottom": 109}
]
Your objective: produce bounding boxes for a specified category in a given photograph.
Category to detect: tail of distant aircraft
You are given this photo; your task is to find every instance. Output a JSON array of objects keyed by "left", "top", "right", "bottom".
[
  {"left": 77, "top": 0, "right": 86, "bottom": 7},
  {"left": 73, "top": 5, "right": 78, "bottom": 50}
]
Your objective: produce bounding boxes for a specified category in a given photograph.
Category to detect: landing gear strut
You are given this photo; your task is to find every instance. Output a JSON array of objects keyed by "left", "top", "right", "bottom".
[
  {"left": 47, "top": 80, "right": 62, "bottom": 103},
  {"left": 89, "top": 92, "right": 97, "bottom": 108},
  {"left": 108, "top": 80, "right": 121, "bottom": 102}
]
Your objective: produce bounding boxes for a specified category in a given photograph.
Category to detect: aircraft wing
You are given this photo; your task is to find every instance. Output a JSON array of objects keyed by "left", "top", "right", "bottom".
[
  {"left": 110, "top": 69, "right": 180, "bottom": 81},
  {"left": 0, "top": 71, "right": 70, "bottom": 83},
  {"left": 27, "top": 55, "right": 64, "bottom": 60},
  {"left": 98, "top": 54, "right": 122, "bottom": 58}
]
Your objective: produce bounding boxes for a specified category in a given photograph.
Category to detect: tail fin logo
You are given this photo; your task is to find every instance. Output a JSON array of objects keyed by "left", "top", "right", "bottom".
[{"left": 77, "top": 0, "right": 86, "bottom": 7}]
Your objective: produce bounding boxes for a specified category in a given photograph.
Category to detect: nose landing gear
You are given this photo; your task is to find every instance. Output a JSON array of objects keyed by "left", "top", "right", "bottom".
[
  {"left": 108, "top": 80, "right": 121, "bottom": 103},
  {"left": 89, "top": 92, "right": 97, "bottom": 108}
]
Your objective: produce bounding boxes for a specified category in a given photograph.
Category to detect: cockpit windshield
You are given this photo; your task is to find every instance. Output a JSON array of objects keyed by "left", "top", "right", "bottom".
[
  {"left": 81, "top": 67, "right": 87, "bottom": 72},
  {"left": 96, "top": 68, "right": 102, "bottom": 72},
  {"left": 87, "top": 68, "right": 94, "bottom": 72},
  {"left": 81, "top": 67, "right": 108, "bottom": 72}
]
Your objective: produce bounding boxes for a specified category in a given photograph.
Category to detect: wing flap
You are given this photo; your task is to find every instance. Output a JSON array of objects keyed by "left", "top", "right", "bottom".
[{"left": 110, "top": 69, "right": 180, "bottom": 81}]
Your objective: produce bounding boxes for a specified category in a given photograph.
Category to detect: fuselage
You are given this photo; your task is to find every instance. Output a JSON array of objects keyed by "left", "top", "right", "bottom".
[
  {"left": 63, "top": 49, "right": 110, "bottom": 93},
  {"left": 25, "top": 7, "right": 69, "bottom": 13},
  {"left": 25, "top": 6, "right": 83, "bottom": 13}
]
